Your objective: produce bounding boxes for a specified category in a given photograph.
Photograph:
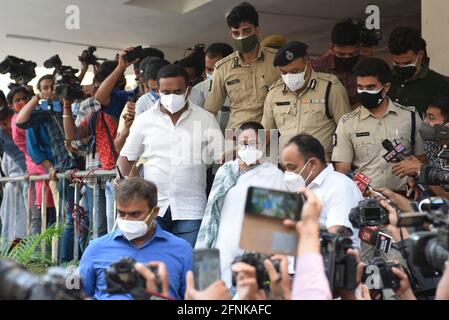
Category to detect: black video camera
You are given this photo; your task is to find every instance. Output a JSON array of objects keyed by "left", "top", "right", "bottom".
[
  {"left": 350, "top": 18, "right": 382, "bottom": 47},
  {"left": 44, "top": 54, "right": 84, "bottom": 100},
  {"left": 78, "top": 46, "right": 101, "bottom": 65},
  {"left": 419, "top": 165, "right": 449, "bottom": 191},
  {"left": 349, "top": 199, "right": 389, "bottom": 228},
  {"left": 363, "top": 257, "right": 401, "bottom": 290},
  {"left": 0, "top": 55, "right": 37, "bottom": 85},
  {"left": 105, "top": 257, "right": 162, "bottom": 299},
  {"left": 231, "top": 252, "right": 281, "bottom": 291},
  {"left": 320, "top": 228, "right": 358, "bottom": 291},
  {"left": 402, "top": 213, "right": 449, "bottom": 277},
  {"left": 0, "top": 259, "right": 86, "bottom": 300}
]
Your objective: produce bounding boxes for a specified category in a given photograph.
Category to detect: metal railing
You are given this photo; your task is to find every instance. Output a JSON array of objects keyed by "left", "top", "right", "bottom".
[{"left": 0, "top": 169, "right": 115, "bottom": 264}]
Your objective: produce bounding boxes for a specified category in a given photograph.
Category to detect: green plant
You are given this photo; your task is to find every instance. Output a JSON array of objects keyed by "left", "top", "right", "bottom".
[{"left": 0, "top": 225, "right": 64, "bottom": 268}]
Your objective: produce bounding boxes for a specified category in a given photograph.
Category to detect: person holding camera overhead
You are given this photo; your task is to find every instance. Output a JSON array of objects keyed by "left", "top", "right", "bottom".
[{"left": 79, "top": 177, "right": 192, "bottom": 300}]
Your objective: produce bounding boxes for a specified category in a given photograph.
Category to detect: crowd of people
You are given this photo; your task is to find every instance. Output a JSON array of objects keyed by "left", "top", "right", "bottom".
[{"left": 1, "top": 2, "right": 449, "bottom": 300}]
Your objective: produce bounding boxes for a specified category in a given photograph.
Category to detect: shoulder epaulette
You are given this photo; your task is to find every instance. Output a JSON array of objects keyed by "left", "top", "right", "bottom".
[
  {"left": 214, "top": 52, "right": 238, "bottom": 70},
  {"left": 395, "top": 102, "right": 417, "bottom": 113},
  {"left": 340, "top": 107, "right": 361, "bottom": 122},
  {"left": 268, "top": 78, "right": 285, "bottom": 91}
]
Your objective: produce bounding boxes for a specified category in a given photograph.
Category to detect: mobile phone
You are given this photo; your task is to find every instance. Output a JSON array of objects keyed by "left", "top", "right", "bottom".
[
  {"left": 245, "top": 186, "right": 304, "bottom": 221},
  {"left": 125, "top": 45, "right": 145, "bottom": 62},
  {"left": 193, "top": 249, "right": 220, "bottom": 290}
]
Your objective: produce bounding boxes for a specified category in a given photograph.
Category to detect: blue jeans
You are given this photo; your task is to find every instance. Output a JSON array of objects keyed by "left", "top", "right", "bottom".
[
  {"left": 59, "top": 178, "right": 77, "bottom": 263},
  {"left": 157, "top": 206, "right": 202, "bottom": 247}
]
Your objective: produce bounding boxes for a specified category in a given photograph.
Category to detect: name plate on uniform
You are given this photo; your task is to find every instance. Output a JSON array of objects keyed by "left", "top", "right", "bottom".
[
  {"left": 275, "top": 101, "right": 290, "bottom": 106},
  {"left": 226, "top": 79, "right": 240, "bottom": 86}
]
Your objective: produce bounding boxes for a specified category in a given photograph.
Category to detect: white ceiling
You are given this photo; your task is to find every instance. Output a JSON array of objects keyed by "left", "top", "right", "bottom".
[{"left": 0, "top": 0, "right": 420, "bottom": 76}]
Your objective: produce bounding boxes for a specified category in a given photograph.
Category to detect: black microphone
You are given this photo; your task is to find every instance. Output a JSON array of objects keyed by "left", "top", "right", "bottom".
[{"left": 382, "top": 139, "right": 407, "bottom": 162}]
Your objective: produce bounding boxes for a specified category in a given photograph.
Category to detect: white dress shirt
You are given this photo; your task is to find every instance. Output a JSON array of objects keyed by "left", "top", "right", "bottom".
[
  {"left": 120, "top": 101, "right": 224, "bottom": 220},
  {"left": 308, "top": 164, "right": 363, "bottom": 247}
]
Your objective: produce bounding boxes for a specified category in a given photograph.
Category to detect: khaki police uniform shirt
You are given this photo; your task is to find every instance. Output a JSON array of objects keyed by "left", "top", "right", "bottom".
[
  {"left": 331, "top": 98, "right": 425, "bottom": 191},
  {"left": 204, "top": 46, "right": 281, "bottom": 129},
  {"left": 262, "top": 69, "right": 351, "bottom": 159}
]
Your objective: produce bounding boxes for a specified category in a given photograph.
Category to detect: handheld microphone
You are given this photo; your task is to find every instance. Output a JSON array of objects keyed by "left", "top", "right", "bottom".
[
  {"left": 382, "top": 139, "right": 407, "bottom": 162},
  {"left": 348, "top": 171, "right": 386, "bottom": 198},
  {"left": 358, "top": 227, "right": 393, "bottom": 253},
  {"left": 352, "top": 171, "right": 371, "bottom": 194}
]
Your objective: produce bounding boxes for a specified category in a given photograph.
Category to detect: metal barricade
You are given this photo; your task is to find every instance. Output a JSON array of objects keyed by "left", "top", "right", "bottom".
[{"left": 0, "top": 169, "right": 115, "bottom": 265}]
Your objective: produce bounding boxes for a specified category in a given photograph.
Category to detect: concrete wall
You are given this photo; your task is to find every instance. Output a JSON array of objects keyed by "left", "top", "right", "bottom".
[{"left": 422, "top": 0, "right": 449, "bottom": 75}]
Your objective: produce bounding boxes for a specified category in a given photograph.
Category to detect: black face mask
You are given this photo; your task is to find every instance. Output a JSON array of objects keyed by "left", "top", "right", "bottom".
[
  {"left": 358, "top": 87, "right": 386, "bottom": 109},
  {"left": 393, "top": 65, "right": 417, "bottom": 80},
  {"left": 393, "top": 55, "right": 420, "bottom": 80},
  {"left": 334, "top": 55, "right": 359, "bottom": 71}
]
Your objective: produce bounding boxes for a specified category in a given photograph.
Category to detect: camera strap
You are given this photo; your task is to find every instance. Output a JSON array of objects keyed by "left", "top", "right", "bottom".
[
  {"left": 411, "top": 111, "right": 416, "bottom": 148},
  {"left": 324, "top": 81, "right": 333, "bottom": 120}
]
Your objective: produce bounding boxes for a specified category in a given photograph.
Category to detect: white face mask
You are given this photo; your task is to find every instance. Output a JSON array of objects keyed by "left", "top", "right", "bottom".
[
  {"left": 238, "top": 145, "right": 263, "bottom": 166},
  {"left": 116, "top": 211, "right": 155, "bottom": 241},
  {"left": 160, "top": 90, "right": 188, "bottom": 114},
  {"left": 283, "top": 159, "right": 313, "bottom": 192},
  {"left": 281, "top": 68, "right": 306, "bottom": 92}
]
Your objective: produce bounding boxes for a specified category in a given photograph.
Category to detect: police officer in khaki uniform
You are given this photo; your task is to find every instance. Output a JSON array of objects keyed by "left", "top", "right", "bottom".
[
  {"left": 262, "top": 41, "right": 351, "bottom": 160},
  {"left": 204, "top": 2, "right": 280, "bottom": 129},
  {"left": 332, "top": 58, "right": 425, "bottom": 192}
]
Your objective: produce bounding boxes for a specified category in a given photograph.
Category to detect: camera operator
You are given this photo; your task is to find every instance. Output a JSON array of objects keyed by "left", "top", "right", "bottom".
[
  {"left": 8, "top": 85, "right": 56, "bottom": 234},
  {"left": 64, "top": 60, "right": 129, "bottom": 234},
  {"left": 94, "top": 48, "right": 141, "bottom": 231},
  {"left": 377, "top": 197, "right": 441, "bottom": 299},
  {"left": 231, "top": 254, "right": 291, "bottom": 300},
  {"left": 95, "top": 47, "right": 138, "bottom": 112},
  {"left": 79, "top": 177, "right": 192, "bottom": 300},
  {"left": 16, "top": 74, "right": 84, "bottom": 263}
]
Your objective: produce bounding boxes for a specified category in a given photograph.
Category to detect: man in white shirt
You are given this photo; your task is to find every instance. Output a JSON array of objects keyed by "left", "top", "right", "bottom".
[
  {"left": 281, "top": 134, "right": 362, "bottom": 247},
  {"left": 194, "top": 43, "right": 234, "bottom": 132},
  {"left": 118, "top": 64, "right": 224, "bottom": 246},
  {"left": 195, "top": 122, "right": 289, "bottom": 287}
]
